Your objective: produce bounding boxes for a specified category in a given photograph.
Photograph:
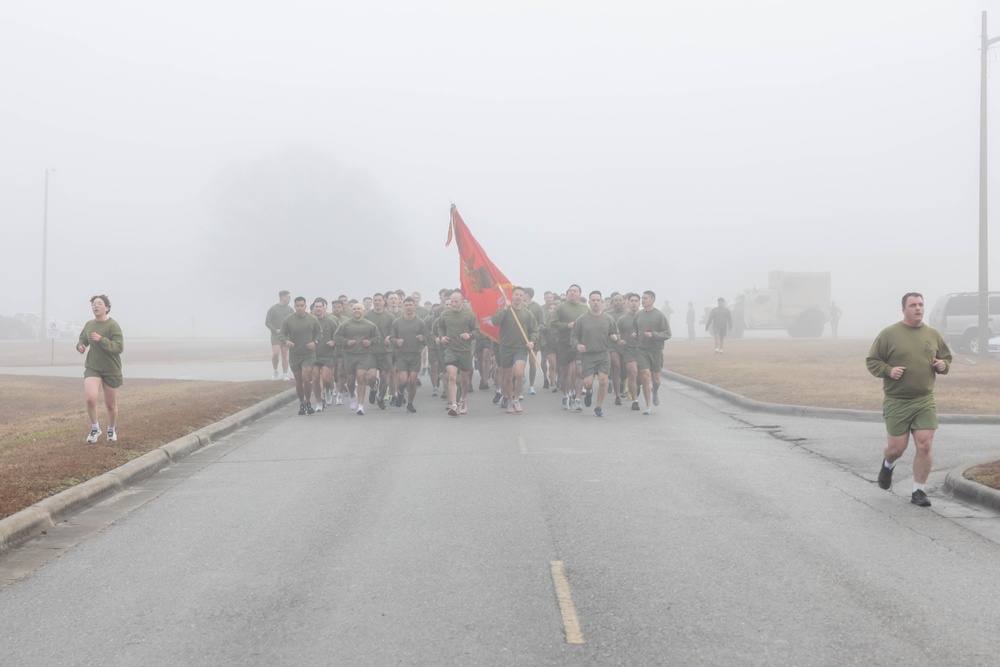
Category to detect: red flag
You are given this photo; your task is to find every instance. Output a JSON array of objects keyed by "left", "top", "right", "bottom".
[{"left": 445, "top": 205, "right": 513, "bottom": 342}]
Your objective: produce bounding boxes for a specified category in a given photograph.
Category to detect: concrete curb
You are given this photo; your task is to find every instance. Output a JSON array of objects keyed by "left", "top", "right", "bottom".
[
  {"left": 664, "top": 370, "right": 1000, "bottom": 511},
  {"left": 944, "top": 464, "right": 1000, "bottom": 514},
  {"left": 0, "top": 387, "right": 297, "bottom": 554}
]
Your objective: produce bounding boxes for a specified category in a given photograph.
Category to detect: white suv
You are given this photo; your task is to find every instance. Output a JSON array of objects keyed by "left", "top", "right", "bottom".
[{"left": 928, "top": 292, "right": 999, "bottom": 354}]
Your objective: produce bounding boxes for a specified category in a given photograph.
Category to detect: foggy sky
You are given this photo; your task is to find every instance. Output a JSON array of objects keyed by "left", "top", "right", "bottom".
[{"left": 2, "top": 1, "right": 997, "bottom": 339}]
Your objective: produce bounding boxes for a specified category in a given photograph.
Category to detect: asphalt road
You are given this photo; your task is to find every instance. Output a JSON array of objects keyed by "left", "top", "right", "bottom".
[{"left": 2, "top": 378, "right": 1000, "bottom": 665}]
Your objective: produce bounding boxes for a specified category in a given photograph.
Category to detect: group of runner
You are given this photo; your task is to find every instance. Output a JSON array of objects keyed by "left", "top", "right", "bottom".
[{"left": 265, "top": 285, "right": 672, "bottom": 418}]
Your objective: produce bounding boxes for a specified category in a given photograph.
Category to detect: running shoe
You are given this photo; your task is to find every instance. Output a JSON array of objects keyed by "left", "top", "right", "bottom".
[
  {"left": 298, "top": 404, "right": 307, "bottom": 415},
  {"left": 911, "top": 490, "right": 931, "bottom": 507},
  {"left": 877, "top": 461, "right": 894, "bottom": 490},
  {"left": 513, "top": 400, "right": 523, "bottom": 414},
  {"left": 336, "top": 394, "right": 343, "bottom": 406},
  {"left": 584, "top": 391, "right": 592, "bottom": 408},
  {"left": 529, "top": 387, "right": 536, "bottom": 395},
  {"left": 561, "top": 396, "right": 568, "bottom": 410},
  {"left": 448, "top": 404, "right": 459, "bottom": 416},
  {"left": 432, "top": 387, "right": 439, "bottom": 397},
  {"left": 493, "top": 390, "right": 503, "bottom": 404},
  {"left": 643, "top": 406, "right": 653, "bottom": 415},
  {"left": 356, "top": 405, "right": 365, "bottom": 416},
  {"left": 459, "top": 400, "right": 468, "bottom": 415},
  {"left": 653, "top": 391, "right": 660, "bottom": 407},
  {"left": 594, "top": 407, "right": 603, "bottom": 417},
  {"left": 314, "top": 403, "right": 324, "bottom": 413},
  {"left": 631, "top": 401, "right": 640, "bottom": 411},
  {"left": 306, "top": 402, "right": 315, "bottom": 415},
  {"left": 106, "top": 428, "right": 117, "bottom": 442},
  {"left": 573, "top": 398, "right": 582, "bottom": 412},
  {"left": 377, "top": 396, "right": 386, "bottom": 410},
  {"left": 86, "top": 427, "right": 100, "bottom": 444},
  {"left": 506, "top": 403, "right": 515, "bottom": 414},
  {"left": 614, "top": 394, "right": 622, "bottom": 406},
  {"left": 407, "top": 403, "right": 417, "bottom": 413}
]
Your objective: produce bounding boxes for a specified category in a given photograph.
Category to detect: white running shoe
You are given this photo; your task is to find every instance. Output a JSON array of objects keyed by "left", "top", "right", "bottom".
[
  {"left": 86, "top": 427, "right": 100, "bottom": 444},
  {"left": 107, "top": 428, "right": 117, "bottom": 442},
  {"left": 459, "top": 400, "right": 468, "bottom": 415},
  {"left": 335, "top": 393, "right": 343, "bottom": 406},
  {"left": 643, "top": 406, "right": 653, "bottom": 415},
  {"left": 272, "top": 369, "right": 279, "bottom": 380}
]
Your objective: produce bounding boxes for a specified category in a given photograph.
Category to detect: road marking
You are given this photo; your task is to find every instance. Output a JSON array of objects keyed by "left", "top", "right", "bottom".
[
  {"left": 517, "top": 435, "right": 528, "bottom": 455},
  {"left": 550, "top": 560, "right": 585, "bottom": 644}
]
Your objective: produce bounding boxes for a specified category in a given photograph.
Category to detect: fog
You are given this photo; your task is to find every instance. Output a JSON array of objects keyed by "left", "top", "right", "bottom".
[{"left": 2, "top": 1, "right": 997, "bottom": 339}]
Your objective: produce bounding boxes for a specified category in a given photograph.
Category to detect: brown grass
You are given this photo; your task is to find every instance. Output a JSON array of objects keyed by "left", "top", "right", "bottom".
[{"left": 0, "top": 376, "right": 288, "bottom": 519}]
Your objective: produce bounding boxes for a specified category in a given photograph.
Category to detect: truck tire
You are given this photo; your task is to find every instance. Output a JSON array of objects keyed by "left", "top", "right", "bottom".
[{"left": 788, "top": 310, "right": 825, "bottom": 338}]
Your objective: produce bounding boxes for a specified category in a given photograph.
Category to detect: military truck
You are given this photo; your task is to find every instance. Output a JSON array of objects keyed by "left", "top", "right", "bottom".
[{"left": 731, "top": 271, "right": 831, "bottom": 338}]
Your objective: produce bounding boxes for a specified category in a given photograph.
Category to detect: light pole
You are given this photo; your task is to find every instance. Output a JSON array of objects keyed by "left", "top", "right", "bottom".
[
  {"left": 41, "top": 167, "right": 55, "bottom": 339},
  {"left": 979, "top": 12, "right": 998, "bottom": 360}
]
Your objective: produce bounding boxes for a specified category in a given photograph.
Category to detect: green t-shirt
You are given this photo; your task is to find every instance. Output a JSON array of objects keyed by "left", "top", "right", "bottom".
[
  {"left": 635, "top": 308, "right": 672, "bottom": 350},
  {"left": 435, "top": 308, "right": 480, "bottom": 354},
  {"left": 390, "top": 315, "right": 429, "bottom": 355},
  {"left": 866, "top": 322, "right": 952, "bottom": 398},
  {"left": 617, "top": 311, "right": 640, "bottom": 351},
  {"left": 364, "top": 309, "right": 396, "bottom": 353},
  {"left": 279, "top": 313, "right": 321, "bottom": 354},
  {"left": 265, "top": 303, "right": 293, "bottom": 334},
  {"left": 335, "top": 318, "right": 380, "bottom": 356},
  {"left": 78, "top": 318, "right": 124, "bottom": 377},
  {"left": 552, "top": 301, "right": 589, "bottom": 346},
  {"left": 571, "top": 311, "right": 619, "bottom": 355},
  {"left": 316, "top": 314, "right": 340, "bottom": 359},
  {"left": 491, "top": 305, "right": 538, "bottom": 352}
]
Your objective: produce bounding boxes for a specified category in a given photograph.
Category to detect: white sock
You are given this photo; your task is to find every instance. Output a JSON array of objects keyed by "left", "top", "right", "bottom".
[
  {"left": 883, "top": 460, "right": 895, "bottom": 470},
  {"left": 92, "top": 423, "right": 100, "bottom": 430},
  {"left": 913, "top": 483, "right": 925, "bottom": 493}
]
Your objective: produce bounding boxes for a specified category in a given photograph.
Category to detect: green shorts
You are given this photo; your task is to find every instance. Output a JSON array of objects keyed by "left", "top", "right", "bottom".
[
  {"left": 344, "top": 354, "right": 370, "bottom": 375},
  {"left": 580, "top": 353, "right": 610, "bottom": 379},
  {"left": 314, "top": 356, "right": 336, "bottom": 369},
  {"left": 637, "top": 348, "right": 663, "bottom": 373},
  {"left": 84, "top": 370, "right": 123, "bottom": 389},
  {"left": 498, "top": 347, "right": 529, "bottom": 369},
  {"left": 395, "top": 353, "right": 422, "bottom": 374},
  {"left": 883, "top": 394, "right": 938, "bottom": 436},
  {"left": 270, "top": 332, "right": 282, "bottom": 346},
  {"left": 289, "top": 351, "right": 316, "bottom": 373},
  {"left": 371, "top": 352, "right": 391, "bottom": 373},
  {"left": 557, "top": 344, "right": 579, "bottom": 368},
  {"left": 443, "top": 350, "right": 473, "bottom": 373}
]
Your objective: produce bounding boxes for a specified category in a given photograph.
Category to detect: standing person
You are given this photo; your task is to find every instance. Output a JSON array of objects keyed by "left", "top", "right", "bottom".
[
  {"left": 279, "top": 296, "right": 321, "bottom": 415},
  {"left": 571, "top": 290, "right": 620, "bottom": 417},
  {"left": 867, "top": 292, "right": 952, "bottom": 508},
  {"left": 634, "top": 290, "right": 672, "bottom": 415},
  {"left": 335, "top": 303, "right": 380, "bottom": 415},
  {"left": 830, "top": 301, "right": 843, "bottom": 338},
  {"left": 617, "top": 293, "right": 642, "bottom": 411},
  {"left": 435, "top": 290, "right": 480, "bottom": 416},
  {"left": 265, "top": 290, "right": 293, "bottom": 380},
  {"left": 550, "top": 284, "right": 589, "bottom": 411},
  {"left": 706, "top": 297, "right": 733, "bottom": 354},
  {"left": 77, "top": 294, "right": 124, "bottom": 443},
  {"left": 390, "top": 297, "right": 428, "bottom": 413},
  {"left": 686, "top": 302, "right": 696, "bottom": 340},
  {"left": 491, "top": 286, "right": 539, "bottom": 414}
]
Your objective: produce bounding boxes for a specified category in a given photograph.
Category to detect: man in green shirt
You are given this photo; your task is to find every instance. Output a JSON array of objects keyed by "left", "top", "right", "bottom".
[
  {"left": 310, "top": 298, "right": 340, "bottom": 412},
  {"left": 635, "top": 290, "right": 672, "bottom": 415},
  {"left": 570, "top": 290, "right": 620, "bottom": 417},
  {"left": 522, "top": 287, "right": 545, "bottom": 396},
  {"left": 435, "top": 290, "right": 480, "bottom": 416},
  {"left": 617, "top": 293, "right": 641, "bottom": 411},
  {"left": 390, "top": 297, "right": 428, "bottom": 412},
  {"left": 365, "top": 293, "right": 395, "bottom": 410},
  {"left": 491, "top": 286, "right": 539, "bottom": 414},
  {"left": 706, "top": 297, "right": 733, "bottom": 355},
  {"left": 265, "top": 290, "right": 292, "bottom": 380},
  {"left": 867, "top": 292, "right": 952, "bottom": 507},
  {"left": 279, "top": 296, "right": 321, "bottom": 415},
  {"left": 335, "top": 303, "right": 380, "bottom": 416},
  {"left": 606, "top": 292, "right": 629, "bottom": 404},
  {"left": 551, "top": 284, "right": 589, "bottom": 411}
]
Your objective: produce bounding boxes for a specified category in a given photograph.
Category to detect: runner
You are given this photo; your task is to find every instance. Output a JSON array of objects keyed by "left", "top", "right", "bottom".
[
  {"left": 550, "top": 284, "right": 588, "bottom": 411},
  {"left": 491, "top": 286, "right": 539, "bottom": 414},
  {"left": 279, "top": 296, "right": 321, "bottom": 415},
  {"left": 542, "top": 301, "right": 560, "bottom": 393},
  {"left": 76, "top": 294, "right": 124, "bottom": 443},
  {"left": 571, "top": 290, "right": 620, "bottom": 417},
  {"left": 606, "top": 292, "right": 628, "bottom": 404},
  {"left": 334, "top": 303, "right": 380, "bottom": 415},
  {"left": 634, "top": 290, "right": 672, "bottom": 415},
  {"left": 435, "top": 290, "right": 480, "bottom": 416},
  {"left": 617, "top": 293, "right": 642, "bottom": 411},
  {"left": 265, "top": 290, "right": 293, "bottom": 380},
  {"left": 522, "top": 287, "right": 545, "bottom": 396},
  {"left": 310, "top": 298, "right": 338, "bottom": 412},
  {"left": 390, "top": 297, "right": 429, "bottom": 412},
  {"left": 364, "top": 293, "right": 395, "bottom": 410}
]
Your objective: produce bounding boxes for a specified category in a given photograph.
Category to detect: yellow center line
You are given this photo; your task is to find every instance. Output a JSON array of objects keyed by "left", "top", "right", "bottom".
[
  {"left": 550, "top": 560, "right": 585, "bottom": 644},
  {"left": 517, "top": 435, "right": 528, "bottom": 455}
]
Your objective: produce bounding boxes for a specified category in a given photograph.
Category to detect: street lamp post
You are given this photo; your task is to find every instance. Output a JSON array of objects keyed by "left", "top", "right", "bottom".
[
  {"left": 41, "top": 167, "right": 55, "bottom": 340},
  {"left": 979, "top": 12, "right": 998, "bottom": 360}
]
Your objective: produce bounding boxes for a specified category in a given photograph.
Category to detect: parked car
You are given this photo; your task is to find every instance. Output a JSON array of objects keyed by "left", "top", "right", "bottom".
[
  {"left": 0, "top": 314, "right": 35, "bottom": 339},
  {"left": 990, "top": 335, "right": 1000, "bottom": 360},
  {"left": 927, "top": 291, "right": 1000, "bottom": 354}
]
